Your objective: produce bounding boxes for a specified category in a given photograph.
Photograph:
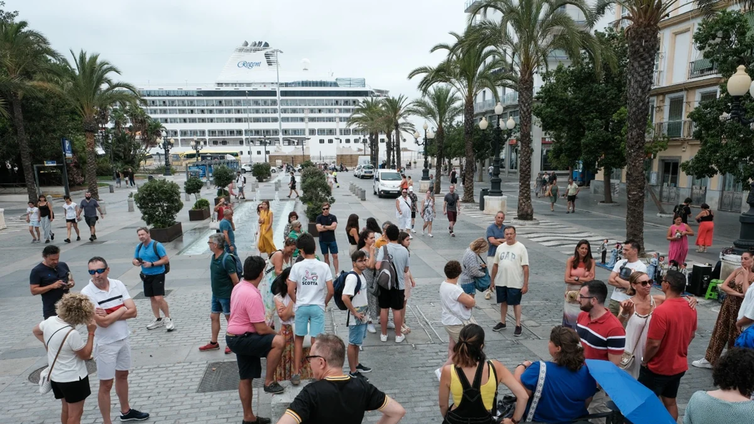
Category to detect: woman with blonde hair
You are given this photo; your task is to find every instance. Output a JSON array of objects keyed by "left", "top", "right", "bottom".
[
  {"left": 459, "top": 238, "right": 489, "bottom": 297},
  {"left": 257, "top": 200, "right": 277, "bottom": 256},
  {"left": 32, "top": 293, "right": 96, "bottom": 424}
]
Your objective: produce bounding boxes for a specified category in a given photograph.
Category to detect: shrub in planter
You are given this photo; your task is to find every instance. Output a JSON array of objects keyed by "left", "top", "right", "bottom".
[
  {"left": 213, "top": 165, "right": 234, "bottom": 197},
  {"left": 188, "top": 198, "right": 211, "bottom": 221},
  {"left": 134, "top": 179, "right": 184, "bottom": 229},
  {"left": 252, "top": 162, "right": 271, "bottom": 182},
  {"left": 184, "top": 176, "right": 204, "bottom": 202},
  {"left": 300, "top": 167, "right": 335, "bottom": 224},
  {"left": 193, "top": 198, "right": 210, "bottom": 210}
]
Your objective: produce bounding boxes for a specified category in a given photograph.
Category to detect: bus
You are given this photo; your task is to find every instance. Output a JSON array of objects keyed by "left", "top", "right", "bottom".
[{"left": 172, "top": 150, "right": 241, "bottom": 166}]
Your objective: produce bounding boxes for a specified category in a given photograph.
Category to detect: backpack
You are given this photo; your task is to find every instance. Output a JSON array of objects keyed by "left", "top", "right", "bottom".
[
  {"left": 333, "top": 270, "right": 360, "bottom": 311},
  {"left": 376, "top": 245, "right": 399, "bottom": 290},
  {"left": 673, "top": 203, "right": 686, "bottom": 216},
  {"left": 137, "top": 241, "right": 170, "bottom": 273},
  {"left": 222, "top": 252, "right": 243, "bottom": 277}
]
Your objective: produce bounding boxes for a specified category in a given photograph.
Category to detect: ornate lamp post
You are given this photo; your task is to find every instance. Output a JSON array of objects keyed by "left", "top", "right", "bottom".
[
  {"left": 720, "top": 65, "right": 754, "bottom": 252},
  {"left": 413, "top": 122, "right": 435, "bottom": 181},
  {"left": 190, "top": 138, "right": 204, "bottom": 163},
  {"left": 479, "top": 102, "right": 516, "bottom": 197},
  {"left": 160, "top": 129, "right": 174, "bottom": 176}
]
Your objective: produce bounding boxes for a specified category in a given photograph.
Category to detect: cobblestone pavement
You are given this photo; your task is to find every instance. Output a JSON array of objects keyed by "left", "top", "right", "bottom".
[{"left": 0, "top": 170, "right": 722, "bottom": 423}]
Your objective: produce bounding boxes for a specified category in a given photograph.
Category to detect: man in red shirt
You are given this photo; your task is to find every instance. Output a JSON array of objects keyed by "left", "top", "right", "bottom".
[
  {"left": 639, "top": 270, "right": 697, "bottom": 421},
  {"left": 576, "top": 281, "right": 626, "bottom": 365},
  {"left": 226, "top": 256, "right": 286, "bottom": 424}
]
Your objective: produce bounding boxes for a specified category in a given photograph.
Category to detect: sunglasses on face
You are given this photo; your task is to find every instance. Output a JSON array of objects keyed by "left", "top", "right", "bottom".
[
  {"left": 322, "top": 207, "right": 329, "bottom": 211},
  {"left": 88, "top": 268, "right": 107, "bottom": 275},
  {"left": 634, "top": 280, "right": 652, "bottom": 287}
]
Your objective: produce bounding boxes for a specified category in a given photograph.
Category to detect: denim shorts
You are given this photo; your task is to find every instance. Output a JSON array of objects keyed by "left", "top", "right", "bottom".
[
  {"left": 294, "top": 305, "right": 325, "bottom": 337},
  {"left": 460, "top": 282, "right": 476, "bottom": 295},
  {"left": 319, "top": 240, "right": 338, "bottom": 255},
  {"left": 348, "top": 323, "right": 368, "bottom": 346},
  {"left": 211, "top": 296, "right": 231, "bottom": 315}
]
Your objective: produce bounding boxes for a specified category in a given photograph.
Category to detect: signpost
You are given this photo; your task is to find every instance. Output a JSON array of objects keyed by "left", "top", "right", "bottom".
[{"left": 60, "top": 138, "right": 72, "bottom": 197}]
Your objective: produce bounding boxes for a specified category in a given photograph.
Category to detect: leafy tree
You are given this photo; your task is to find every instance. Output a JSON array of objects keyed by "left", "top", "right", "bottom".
[
  {"left": 470, "top": 0, "right": 600, "bottom": 219},
  {"left": 300, "top": 167, "right": 334, "bottom": 222},
  {"left": 213, "top": 165, "right": 234, "bottom": 197},
  {"left": 682, "top": 10, "right": 754, "bottom": 186},
  {"left": 133, "top": 179, "right": 183, "bottom": 229},
  {"left": 252, "top": 162, "right": 271, "bottom": 182},
  {"left": 184, "top": 176, "right": 204, "bottom": 202}
]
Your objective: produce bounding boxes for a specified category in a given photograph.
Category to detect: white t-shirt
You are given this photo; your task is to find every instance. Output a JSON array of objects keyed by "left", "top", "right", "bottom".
[
  {"left": 80, "top": 278, "right": 131, "bottom": 345},
  {"left": 738, "top": 286, "right": 754, "bottom": 331},
  {"left": 62, "top": 203, "right": 77, "bottom": 220},
  {"left": 39, "top": 316, "right": 87, "bottom": 382},
  {"left": 440, "top": 281, "right": 471, "bottom": 326},
  {"left": 274, "top": 293, "right": 295, "bottom": 325},
  {"left": 343, "top": 271, "right": 368, "bottom": 325},
  {"left": 610, "top": 259, "right": 648, "bottom": 302},
  {"left": 289, "top": 259, "right": 333, "bottom": 311},
  {"left": 236, "top": 175, "right": 245, "bottom": 188},
  {"left": 27, "top": 206, "right": 39, "bottom": 222},
  {"left": 492, "top": 241, "right": 529, "bottom": 289}
]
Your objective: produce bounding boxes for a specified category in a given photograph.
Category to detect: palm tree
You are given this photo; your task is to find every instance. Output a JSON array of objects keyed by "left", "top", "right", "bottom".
[
  {"left": 348, "top": 98, "right": 383, "bottom": 166},
  {"left": 409, "top": 26, "right": 507, "bottom": 202},
  {"left": 469, "top": 0, "right": 599, "bottom": 219},
  {"left": 56, "top": 50, "right": 138, "bottom": 199},
  {"left": 382, "top": 95, "right": 414, "bottom": 170},
  {"left": 0, "top": 20, "right": 60, "bottom": 201},
  {"left": 409, "top": 85, "right": 463, "bottom": 193}
]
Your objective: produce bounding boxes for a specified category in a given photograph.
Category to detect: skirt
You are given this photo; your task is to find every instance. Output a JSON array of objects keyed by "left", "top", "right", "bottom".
[{"left": 274, "top": 324, "right": 312, "bottom": 382}]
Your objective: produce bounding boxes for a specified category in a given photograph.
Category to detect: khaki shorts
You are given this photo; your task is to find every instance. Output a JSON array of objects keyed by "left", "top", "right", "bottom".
[{"left": 445, "top": 325, "right": 464, "bottom": 343}]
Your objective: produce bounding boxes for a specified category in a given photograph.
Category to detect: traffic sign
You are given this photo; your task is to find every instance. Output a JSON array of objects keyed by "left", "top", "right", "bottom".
[
  {"left": 44, "top": 161, "right": 56, "bottom": 166},
  {"left": 61, "top": 138, "right": 73, "bottom": 159}
]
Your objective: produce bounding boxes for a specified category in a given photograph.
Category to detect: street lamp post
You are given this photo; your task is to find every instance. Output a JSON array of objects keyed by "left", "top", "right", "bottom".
[
  {"left": 413, "top": 122, "right": 435, "bottom": 181},
  {"left": 190, "top": 138, "right": 204, "bottom": 163},
  {"left": 479, "top": 102, "right": 516, "bottom": 197},
  {"left": 262, "top": 136, "right": 269, "bottom": 164},
  {"left": 719, "top": 65, "right": 754, "bottom": 253},
  {"left": 160, "top": 129, "right": 174, "bottom": 176}
]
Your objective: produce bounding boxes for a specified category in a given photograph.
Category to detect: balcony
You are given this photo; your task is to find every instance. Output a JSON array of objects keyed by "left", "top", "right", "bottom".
[
  {"left": 502, "top": 92, "right": 518, "bottom": 105},
  {"left": 464, "top": 0, "right": 482, "bottom": 13},
  {"left": 688, "top": 59, "right": 718, "bottom": 79},
  {"left": 654, "top": 120, "right": 693, "bottom": 139},
  {"left": 474, "top": 99, "right": 495, "bottom": 114}
]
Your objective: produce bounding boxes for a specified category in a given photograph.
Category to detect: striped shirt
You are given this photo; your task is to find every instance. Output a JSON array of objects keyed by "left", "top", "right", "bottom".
[
  {"left": 81, "top": 278, "right": 131, "bottom": 345},
  {"left": 576, "top": 311, "right": 625, "bottom": 361}
]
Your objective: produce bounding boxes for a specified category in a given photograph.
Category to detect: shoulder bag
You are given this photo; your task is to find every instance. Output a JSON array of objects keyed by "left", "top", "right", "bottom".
[
  {"left": 39, "top": 326, "right": 73, "bottom": 394},
  {"left": 524, "top": 361, "right": 547, "bottom": 423},
  {"left": 473, "top": 254, "right": 491, "bottom": 292},
  {"left": 620, "top": 301, "right": 653, "bottom": 370}
]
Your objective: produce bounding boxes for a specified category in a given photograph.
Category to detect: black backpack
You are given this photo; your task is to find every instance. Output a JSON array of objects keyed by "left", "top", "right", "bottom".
[
  {"left": 333, "top": 271, "right": 360, "bottom": 311},
  {"left": 137, "top": 241, "right": 170, "bottom": 273}
]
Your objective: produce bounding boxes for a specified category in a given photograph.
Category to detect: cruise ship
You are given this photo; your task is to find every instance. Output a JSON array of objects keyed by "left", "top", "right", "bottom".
[{"left": 139, "top": 41, "right": 388, "bottom": 165}]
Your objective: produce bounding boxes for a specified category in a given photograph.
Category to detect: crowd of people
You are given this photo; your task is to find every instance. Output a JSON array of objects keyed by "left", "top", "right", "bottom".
[{"left": 27, "top": 192, "right": 105, "bottom": 244}]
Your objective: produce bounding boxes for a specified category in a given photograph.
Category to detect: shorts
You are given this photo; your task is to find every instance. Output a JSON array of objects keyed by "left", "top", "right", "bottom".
[
  {"left": 378, "top": 288, "right": 405, "bottom": 310},
  {"left": 411, "top": 211, "right": 416, "bottom": 219},
  {"left": 51, "top": 376, "right": 91, "bottom": 403},
  {"left": 567, "top": 195, "right": 576, "bottom": 202},
  {"left": 319, "top": 240, "right": 338, "bottom": 255},
  {"left": 290, "top": 184, "right": 297, "bottom": 190},
  {"left": 294, "top": 305, "right": 325, "bottom": 337},
  {"left": 447, "top": 211, "right": 458, "bottom": 223},
  {"left": 495, "top": 286, "right": 522, "bottom": 306},
  {"left": 94, "top": 338, "right": 132, "bottom": 380},
  {"left": 348, "top": 323, "right": 368, "bottom": 346},
  {"left": 607, "top": 299, "right": 622, "bottom": 317},
  {"left": 84, "top": 216, "right": 98, "bottom": 227},
  {"left": 211, "top": 296, "right": 231, "bottom": 315},
  {"left": 461, "top": 282, "right": 476, "bottom": 295},
  {"left": 639, "top": 366, "right": 685, "bottom": 399},
  {"left": 141, "top": 272, "right": 166, "bottom": 297},
  {"left": 445, "top": 325, "right": 464, "bottom": 343},
  {"left": 29, "top": 221, "right": 40, "bottom": 228},
  {"left": 238, "top": 186, "right": 245, "bottom": 194},
  {"left": 66, "top": 218, "right": 77, "bottom": 224},
  {"left": 226, "top": 332, "right": 275, "bottom": 380}
]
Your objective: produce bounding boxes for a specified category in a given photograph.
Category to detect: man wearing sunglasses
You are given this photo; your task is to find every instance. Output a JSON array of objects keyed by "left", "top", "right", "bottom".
[
  {"left": 279, "top": 334, "right": 406, "bottom": 424},
  {"left": 80, "top": 256, "right": 149, "bottom": 423},
  {"left": 315, "top": 202, "right": 339, "bottom": 272}
]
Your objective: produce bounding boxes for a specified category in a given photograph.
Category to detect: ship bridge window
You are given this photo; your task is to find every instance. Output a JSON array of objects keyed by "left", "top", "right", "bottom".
[
  {"left": 319, "top": 139, "right": 324, "bottom": 144},
  {"left": 328, "top": 139, "right": 333, "bottom": 144}
]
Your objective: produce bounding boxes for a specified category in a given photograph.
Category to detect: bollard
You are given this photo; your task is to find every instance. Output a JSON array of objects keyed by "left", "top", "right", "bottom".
[
  {"left": 109, "top": 184, "right": 114, "bottom": 193},
  {"left": 0, "top": 208, "right": 6, "bottom": 230},
  {"left": 127, "top": 198, "right": 134, "bottom": 212},
  {"left": 185, "top": 192, "right": 191, "bottom": 201},
  {"left": 359, "top": 188, "right": 366, "bottom": 201}
]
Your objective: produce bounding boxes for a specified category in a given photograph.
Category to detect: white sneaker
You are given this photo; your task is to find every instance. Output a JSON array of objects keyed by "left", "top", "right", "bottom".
[
  {"left": 408, "top": 235, "right": 413, "bottom": 239},
  {"left": 435, "top": 368, "right": 442, "bottom": 382},
  {"left": 380, "top": 333, "right": 388, "bottom": 342},
  {"left": 692, "top": 358, "right": 712, "bottom": 369},
  {"left": 386, "top": 321, "right": 395, "bottom": 329},
  {"left": 395, "top": 334, "right": 405, "bottom": 343},
  {"left": 146, "top": 317, "right": 164, "bottom": 330},
  {"left": 411, "top": 229, "right": 416, "bottom": 234},
  {"left": 367, "top": 323, "right": 377, "bottom": 334},
  {"left": 164, "top": 317, "right": 175, "bottom": 332},
  {"left": 428, "top": 233, "right": 433, "bottom": 238}
]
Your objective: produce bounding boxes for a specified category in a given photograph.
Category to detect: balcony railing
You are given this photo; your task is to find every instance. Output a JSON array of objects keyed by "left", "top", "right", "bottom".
[
  {"left": 688, "top": 59, "right": 718, "bottom": 79},
  {"left": 652, "top": 70, "right": 663, "bottom": 87},
  {"left": 654, "top": 120, "right": 693, "bottom": 139},
  {"left": 474, "top": 99, "right": 495, "bottom": 114}
]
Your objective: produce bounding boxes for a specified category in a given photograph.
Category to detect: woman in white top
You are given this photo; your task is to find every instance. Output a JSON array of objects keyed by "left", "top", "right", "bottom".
[
  {"left": 437, "top": 260, "right": 476, "bottom": 379},
  {"left": 32, "top": 293, "right": 96, "bottom": 424},
  {"left": 26, "top": 200, "right": 41, "bottom": 242},
  {"left": 272, "top": 268, "right": 312, "bottom": 382},
  {"left": 62, "top": 195, "right": 81, "bottom": 243}
]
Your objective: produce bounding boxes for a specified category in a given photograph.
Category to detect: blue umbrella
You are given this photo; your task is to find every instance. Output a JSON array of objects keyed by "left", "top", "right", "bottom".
[{"left": 585, "top": 359, "right": 676, "bottom": 424}]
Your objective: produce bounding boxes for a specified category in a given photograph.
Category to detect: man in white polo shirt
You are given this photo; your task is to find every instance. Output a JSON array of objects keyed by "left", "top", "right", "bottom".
[
  {"left": 80, "top": 256, "right": 149, "bottom": 423},
  {"left": 607, "top": 239, "right": 647, "bottom": 317}
]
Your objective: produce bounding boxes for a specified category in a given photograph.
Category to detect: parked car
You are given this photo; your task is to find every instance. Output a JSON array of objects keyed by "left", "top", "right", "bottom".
[
  {"left": 357, "top": 165, "right": 374, "bottom": 179},
  {"left": 240, "top": 163, "right": 253, "bottom": 173},
  {"left": 354, "top": 165, "right": 363, "bottom": 177},
  {"left": 373, "top": 170, "right": 402, "bottom": 198}
]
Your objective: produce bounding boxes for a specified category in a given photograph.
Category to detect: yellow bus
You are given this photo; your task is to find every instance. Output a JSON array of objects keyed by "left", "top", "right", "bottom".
[{"left": 172, "top": 150, "right": 241, "bottom": 166}]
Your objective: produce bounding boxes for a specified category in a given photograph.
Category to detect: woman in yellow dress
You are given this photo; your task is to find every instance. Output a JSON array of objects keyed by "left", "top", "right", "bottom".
[{"left": 257, "top": 200, "right": 277, "bottom": 256}]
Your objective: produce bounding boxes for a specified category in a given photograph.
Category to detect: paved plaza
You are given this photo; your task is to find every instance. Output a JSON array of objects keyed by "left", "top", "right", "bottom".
[{"left": 0, "top": 169, "right": 734, "bottom": 423}]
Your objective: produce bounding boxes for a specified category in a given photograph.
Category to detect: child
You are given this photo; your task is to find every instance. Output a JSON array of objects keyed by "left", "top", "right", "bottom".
[
  {"left": 607, "top": 243, "right": 621, "bottom": 269},
  {"left": 342, "top": 250, "right": 372, "bottom": 379},
  {"left": 648, "top": 252, "right": 659, "bottom": 284},
  {"left": 26, "top": 201, "right": 40, "bottom": 242},
  {"left": 599, "top": 239, "right": 608, "bottom": 264}
]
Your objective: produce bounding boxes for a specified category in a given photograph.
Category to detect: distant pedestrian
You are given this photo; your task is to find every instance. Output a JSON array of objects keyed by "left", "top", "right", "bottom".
[
  {"left": 220, "top": 208, "right": 237, "bottom": 254},
  {"left": 534, "top": 172, "right": 542, "bottom": 197},
  {"left": 30, "top": 245, "right": 74, "bottom": 319},
  {"left": 428, "top": 173, "right": 435, "bottom": 193},
  {"left": 37, "top": 194, "right": 55, "bottom": 243},
  {"left": 398, "top": 231, "right": 416, "bottom": 334},
  {"left": 114, "top": 170, "right": 121, "bottom": 187},
  {"left": 257, "top": 200, "right": 277, "bottom": 257},
  {"left": 333, "top": 170, "right": 339, "bottom": 188},
  {"left": 342, "top": 250, "right": 372, "bottom": 379},
  {"left": 77, "top": 192, "right": 104, "bottom": 242},
  {"left": 26, "top": 200, "right": 41, "bottom": 242},
  {"left": 563, "top": 240, "right": 595, "bottom": 329},
  {"left": 443, "top": 184, "right": 460, "bottom": 237},
  {"left": 132, "top": 227, "right": 174, "bottom": 332},
  {"left": 235, "top": 171, "right": 246, "bottom": 200},
  {"left": 407, "top": 186, "right": 418, "bottom": 233},
  {"left": 214, "top": 197, "right": 232, "bottom": 229},
  {"left": 598, "top": 239, "right": 608, "bottom": 264},
  {"left": 639, "top": 270, "right": 697, "bottom": 421},
  {"left": 81, "top": 256, "right": 149, "bottom": 423},
  {"left": 395, "top": 189, "right": 412, "bottom": 237},
  {"left": 127, "top": 168, "right": 135, "bottom": 186},
  {"left": 284, "top": 211, "right": 299, "bottom": 240},
  {"left": 450, "top": 168, "right": 458, "bottom": 185},
  {"left": 400, "top": 174, "right": 408, "bottom": 191},
  {"left": 672, "top": 197, "right": 692, "bottom": 224},
  {"left": 566, "top": 178, "right": 580, "bottom": 213},
  {"left": 62, "top": 196, "right": 81, "bottom": 243},
  {"left": 288, "top": 171, "right": 300, "bottom": 198},
  {"left": 407, "top": 176, "right": 414, "bottom": 188},
  {"left": 421, "top": 190, "right": 435, "bottom": 237},
  {"left": 199, "top": 234, "right": 239, "bottom": 354},
  {"left": 288, "top": 221, "right": 303, "bottom": 258},
  {"left": 546, "top": 178, "right": 559, "bottom": 212},
  {"left": 490, "top": 226, "right": 529, "bottom": 337},
  {"left": 607, "top": 239, "right": 647, "bottom": 316},
  {"left": 695, "top": 203, "right": 714, "bottom": 253},
  {"left": 316, "top": 202, "right": 339, "bottom": 272},
  {"left": 667, "top": 214, "right": 693, "bottom": 266},
  {"left": 488, "top": 164, "right": 493, "bottom": 178}
]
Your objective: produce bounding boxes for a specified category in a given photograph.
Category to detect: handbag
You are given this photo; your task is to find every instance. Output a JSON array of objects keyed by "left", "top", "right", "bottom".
[
  {"left": 473, "top": 255, "right": 491, "bottom": 292},
  {"left": 619, "top": 307, "right": 651, "bottom": 370},
  {"left": 39, "top": 326, "right": 73, "bottom": 394},
  {"left": 735, "top": 325, "right": 754, "bottom": 349}
]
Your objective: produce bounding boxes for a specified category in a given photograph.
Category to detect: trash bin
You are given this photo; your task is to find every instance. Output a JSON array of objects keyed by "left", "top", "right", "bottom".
[{"left": 480, "top": 188, "right": 489, "bottom": 211}]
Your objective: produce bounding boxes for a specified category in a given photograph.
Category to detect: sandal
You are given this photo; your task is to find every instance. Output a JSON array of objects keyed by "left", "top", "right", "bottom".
[{"left": 401, "top": 324, "right": 411, "bottom": 334}]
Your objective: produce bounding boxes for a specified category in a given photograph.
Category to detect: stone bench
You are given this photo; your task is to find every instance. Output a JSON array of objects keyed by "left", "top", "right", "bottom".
[{"left": 270, "top": 380, "right": 307, "bottom": 421}]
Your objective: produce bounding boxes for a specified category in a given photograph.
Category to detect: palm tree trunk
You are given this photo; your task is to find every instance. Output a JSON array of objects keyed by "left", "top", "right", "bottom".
[
  {"left": 625, "top": 26, "right": 659, "bottom": 251},
  {"left": 603, "top": 166, "right": 613, "bottom": 204},
  {"left": 85, "top": 130, "right": 100, "bottom": 199},
  {"left": 395, "top": 123, "right": 402, "bottom": 170},
  {"left": 10, "top": 94, "right": 38, "bottom": 202},
  {"left": 462, "top": 97, "right": 475, "bottom": 202},
  {"left": 385, "top": 132, "right": 393, "bottom": 168},
  {"left": 371, "top": 133, "right": 378, "bottom": 167},
  {"left": 517, "top": 72, "right": 535, "bottom": 220},
  {"left": 435, "top": 126, "right": 445, "bottom": 194}
]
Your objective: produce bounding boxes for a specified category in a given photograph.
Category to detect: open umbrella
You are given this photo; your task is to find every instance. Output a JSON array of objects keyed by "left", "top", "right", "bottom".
[{"left": 585, "top": 359, "right": 676, "bottom": 424}]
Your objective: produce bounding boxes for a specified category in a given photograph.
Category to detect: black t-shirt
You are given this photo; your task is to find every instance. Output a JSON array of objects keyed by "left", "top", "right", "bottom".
[
  {"left": 285, "top": 376, "right": 388, "bottom": 424},
  {"left": 316, "top": 214, "right": 338, "bottom": 243},
  {"left": 29, "top": 262, "right": 71, "bottom": 318},
  {"left": 290, "top": 175, "right": 296, "bottom": 185}
]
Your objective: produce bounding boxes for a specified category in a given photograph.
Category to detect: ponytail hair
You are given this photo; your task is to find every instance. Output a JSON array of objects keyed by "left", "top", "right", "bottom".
[{"left": 452, "top": 324, "right": 486, "bottom": 368}]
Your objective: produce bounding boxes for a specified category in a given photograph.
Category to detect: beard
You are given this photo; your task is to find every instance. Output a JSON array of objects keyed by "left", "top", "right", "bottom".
[{"left": 579, "top": 303, "right": 593, "bottom": 313}]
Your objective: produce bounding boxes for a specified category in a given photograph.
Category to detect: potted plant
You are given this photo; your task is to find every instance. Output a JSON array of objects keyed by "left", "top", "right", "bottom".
[
  {"left": 213, "top": 165, "right": 234, "bottom": 205},
  {"left": 185, "top": 177, "right": 210, "bottom": 220},
  {"left": 134, "top": 179, "right": 184, "bottom": 242},
  {"left": 252, "top": 162, "right": 271, "bottom": 182},
  {"left": 300, "top": 166, "right": 334, "bottom": 236}
]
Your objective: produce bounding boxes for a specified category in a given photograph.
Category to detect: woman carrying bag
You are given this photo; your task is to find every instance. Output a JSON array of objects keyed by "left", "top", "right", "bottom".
[{"left": 459, "top": 238, "right": 490, "bottom": 297}]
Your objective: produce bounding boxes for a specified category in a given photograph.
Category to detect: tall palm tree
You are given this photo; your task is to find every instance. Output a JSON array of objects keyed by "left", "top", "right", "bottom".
[
  {"left": 409, "top": 26, "right": 507, "bottom": 202},
  {"left": 470, "top": 0, "right": 599, "bottom": 219},
  {"left": 57, "top": 50, "right": 138, "bottom": 199},
  {"left": 0, "top": 20, "right": 60, "bottom": 201},
  {"left": 382, "top": 95, "right": 414, "bottom": 170},
  {"left": 409, "top": 85, "right": 463, "bottom": 193},
  {"left": 348, "top": 98, "right": 383, "bottom": 166}
]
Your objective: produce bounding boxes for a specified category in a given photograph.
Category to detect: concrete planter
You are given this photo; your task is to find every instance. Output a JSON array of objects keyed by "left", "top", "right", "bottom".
[
  {"left": 150, "top": 222, "right": 183, "bottom": 243},
  {"left": 307, "top": 222, "right": 319, "bottom": 237},
  {"left": 188, "top": 208, "right": 211, "bottom": 221}
]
